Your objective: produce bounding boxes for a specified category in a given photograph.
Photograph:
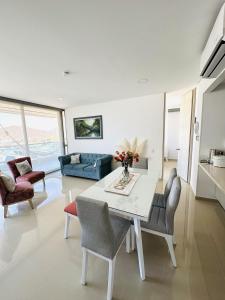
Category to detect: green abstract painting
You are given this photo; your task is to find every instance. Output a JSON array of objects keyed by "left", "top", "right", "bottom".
[{"left": 74, "top": 115, "right": 103, "bottom": 139}]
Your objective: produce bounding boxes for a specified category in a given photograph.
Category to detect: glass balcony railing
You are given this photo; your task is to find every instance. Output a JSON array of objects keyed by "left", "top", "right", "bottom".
[{"left": 0, "top": 142, "right": 61, "bottom": 174}]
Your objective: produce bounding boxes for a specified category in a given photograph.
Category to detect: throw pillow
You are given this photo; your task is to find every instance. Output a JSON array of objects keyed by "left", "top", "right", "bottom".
[
  {"left": 70, "top": 154, "right": 80, "bottom": 164},
  {"left": 0, "top": 173, "right": 16, "bottom": 192},
  {"left": 15, "top": 160, "right": 32, "bottom": 176}
]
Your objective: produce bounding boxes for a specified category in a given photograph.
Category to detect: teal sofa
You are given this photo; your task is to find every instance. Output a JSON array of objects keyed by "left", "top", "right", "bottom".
[{"left": 58, "top": 153, "right": 112, "bottom": 180}]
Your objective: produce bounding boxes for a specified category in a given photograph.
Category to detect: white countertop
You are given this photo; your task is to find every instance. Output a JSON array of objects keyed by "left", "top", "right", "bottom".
[
  {"left": 79, "top": 167, "right": 159, "bottom": 221},
  {"left": 199, "top": 163, "right": 225, "bottom": 195}
]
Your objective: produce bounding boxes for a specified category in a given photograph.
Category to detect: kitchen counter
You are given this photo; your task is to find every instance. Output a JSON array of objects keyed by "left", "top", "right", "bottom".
[{"left": 199, "top": 163, "right": 225, "bottom": 195}]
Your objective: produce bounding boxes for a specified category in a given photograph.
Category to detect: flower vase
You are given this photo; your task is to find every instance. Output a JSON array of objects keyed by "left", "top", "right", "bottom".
[{"left": 122, "top": 161, "right": 130, "bottom": 182}]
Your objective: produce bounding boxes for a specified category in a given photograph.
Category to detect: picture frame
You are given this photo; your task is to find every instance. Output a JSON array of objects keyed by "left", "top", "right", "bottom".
[{"left": 73, "top": 115, "right": 103, "bottom": 139}]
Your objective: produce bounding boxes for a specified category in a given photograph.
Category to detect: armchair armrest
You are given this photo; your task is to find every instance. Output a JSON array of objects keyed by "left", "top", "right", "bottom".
[
  {"left": 96, "top": 155, "right": 112, "bottom": 167},
  {"left": 95, "top": 155, "right": 112, "bottom": 179},
  {"left": 58, "top": 155, "right": 71, "bottom": 167}
]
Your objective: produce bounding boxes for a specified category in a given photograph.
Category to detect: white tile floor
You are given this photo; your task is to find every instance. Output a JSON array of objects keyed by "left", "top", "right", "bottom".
[{"left": 0, "top": 163, "right": 225, "bottom": 300}]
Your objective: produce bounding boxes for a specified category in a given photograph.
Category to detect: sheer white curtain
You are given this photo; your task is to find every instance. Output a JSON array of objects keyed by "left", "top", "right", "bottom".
[{"left": 0, "top": 101, "right": 64, "bottom": 174}]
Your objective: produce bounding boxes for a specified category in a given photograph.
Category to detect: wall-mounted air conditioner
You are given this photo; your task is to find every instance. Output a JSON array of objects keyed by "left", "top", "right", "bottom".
[{"left": 200, "top": 3, "right": 225, "bottom": 78}]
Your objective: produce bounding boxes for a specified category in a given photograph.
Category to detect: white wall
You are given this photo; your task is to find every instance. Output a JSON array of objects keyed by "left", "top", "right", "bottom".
[
  {"left": 200, "top": 82, "right": 225, "bottom": 159},
  {"left": 190, "top": 78, "right": 215, "bottom": 195},
  {"left": 195, "top": 81, "right": 225, "bottom": 199},
  {"left": 65, "top": 94, "right": 164, "bottom": 174},
  {"left": 166, "top": 94, "right": 182, "bottom": 109}
]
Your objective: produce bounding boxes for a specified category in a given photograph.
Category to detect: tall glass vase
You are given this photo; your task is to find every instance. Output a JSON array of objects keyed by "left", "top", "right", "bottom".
[{"left": 122, "top": 161, "right": 130, "bottom": 182}]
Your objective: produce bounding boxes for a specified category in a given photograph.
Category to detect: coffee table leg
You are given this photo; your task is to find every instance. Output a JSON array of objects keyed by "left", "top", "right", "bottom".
[{"left": 133, "top": 217, "right": 145, "bottom": 280}]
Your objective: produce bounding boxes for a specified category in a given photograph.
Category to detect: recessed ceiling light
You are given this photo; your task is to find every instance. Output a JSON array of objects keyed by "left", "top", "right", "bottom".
[
  {"left": 138, "top": 78, "right": 149, "bottom": 84},
  {"left": 63, "top": 70, "right": 71, "bottom": 76},
  {"left": 58, "top": 97, "right": 64, "bottom": 101}
]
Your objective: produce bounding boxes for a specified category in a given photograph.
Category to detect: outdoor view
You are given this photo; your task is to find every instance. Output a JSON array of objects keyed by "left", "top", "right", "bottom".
[{"left": 0, "top": 102, "right": 63, "bottom": 174}]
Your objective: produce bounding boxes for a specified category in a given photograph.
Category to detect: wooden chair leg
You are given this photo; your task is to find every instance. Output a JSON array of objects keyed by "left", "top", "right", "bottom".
[
  {"left": 4, "top": 206, "right": 8, "bottom": 218},
  {"left": 28, "top": 199, "right": 34, "bottom": 209}
]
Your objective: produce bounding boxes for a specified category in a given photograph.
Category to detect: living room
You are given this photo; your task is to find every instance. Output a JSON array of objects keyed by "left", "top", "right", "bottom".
[{"left": 1, "top": 1, "right": 225, "bottom": 300}]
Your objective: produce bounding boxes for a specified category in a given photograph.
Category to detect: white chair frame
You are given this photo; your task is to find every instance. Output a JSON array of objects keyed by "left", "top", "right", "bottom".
[
  {"left": 64, "top": 212, "right": 78, "bottom": 239},
  {"left": 130, "top": 225, "right": 177, "bottom": 267},
  {"left": 81, "top": 228, "right": 130, "bottom": 300},
  {"left": 64, "top": 210, "right": 131, "bottom": 299},
  {"left": 42, "top": 178, "right": 46, "bottom": 190}
]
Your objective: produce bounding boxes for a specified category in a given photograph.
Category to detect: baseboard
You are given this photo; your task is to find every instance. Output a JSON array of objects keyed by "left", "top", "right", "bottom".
[
  {"left": 195, "top": 196, "right": 217, "bottom": 202},
  {"left": 164, "top": 159, "right": 177, "bottom": 162}
]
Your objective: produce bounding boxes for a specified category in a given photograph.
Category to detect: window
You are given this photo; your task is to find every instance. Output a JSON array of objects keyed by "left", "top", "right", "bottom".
[
  {"left": 0, "top": 102, "right": 26, "bottom": 174},
  {"left": 0, "top": 101, "right": 64, "bottom": 174}
]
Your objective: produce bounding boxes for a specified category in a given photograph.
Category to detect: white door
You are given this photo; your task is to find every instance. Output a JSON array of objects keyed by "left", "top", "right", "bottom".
[
  {"left": 167, "top": 111, "right": 180, "bottom": 160},
  {"left": 177, "top": 90, "right": 193, "bottom": 182}
]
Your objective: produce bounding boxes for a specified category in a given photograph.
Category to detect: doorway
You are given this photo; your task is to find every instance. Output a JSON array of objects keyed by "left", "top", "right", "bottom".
[{"left": 163, "top": 89, "right": 195, "bottom": 182}]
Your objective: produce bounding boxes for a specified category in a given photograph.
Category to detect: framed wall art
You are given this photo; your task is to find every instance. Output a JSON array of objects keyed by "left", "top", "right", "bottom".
[{"left": 73, "top": 115, "right": 103, "bottom": 139}]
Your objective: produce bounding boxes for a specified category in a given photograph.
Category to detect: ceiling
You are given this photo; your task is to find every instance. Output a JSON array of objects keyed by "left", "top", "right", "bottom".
[{"left": 0, "top": 0, "right": 224, "bottom": 108}]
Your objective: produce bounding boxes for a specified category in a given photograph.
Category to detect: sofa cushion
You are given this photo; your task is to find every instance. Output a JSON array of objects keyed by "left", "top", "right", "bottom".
[
  {"left": 84, "top": 165, "right": 96, "bottom": 173},
  {"left": 15, "top": 159, "right": 32, "bottom": 176},
  {"left": 64, "top": 163, "right": 90, "bottom": 172},
  {"left": 7, "top": 157, "right": 32, "bottom": 180},
  {"left": 80, "top": 153, "right": 104, "bottom": 164},
  {"left": 70, "top": 154, "right": 80, "bottom": 164},
  {"left": 0, "top": 173, "right": 16, "bottom": 192},
  {"left": 16, "top": 171, "right": 45, "bottom": 184},
  {"left": 73, "top": 163, "right": 90, "bottom": 170}
]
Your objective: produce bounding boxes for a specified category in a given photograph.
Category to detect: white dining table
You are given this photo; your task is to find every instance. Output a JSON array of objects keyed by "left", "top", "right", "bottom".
[{"left": 79, "top": 167, "right": 159, "bottom": 280}]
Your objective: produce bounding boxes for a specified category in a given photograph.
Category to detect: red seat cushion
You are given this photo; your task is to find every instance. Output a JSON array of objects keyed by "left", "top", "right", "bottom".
[
  {"left": 16, "top": 171, "right": 45, "bottom": 184},
  {"left": 5, "top": 181, "right": 34, "bottom": 205},
  {"left": 64, "top": 201, "right": 77, "bottom": 216}
]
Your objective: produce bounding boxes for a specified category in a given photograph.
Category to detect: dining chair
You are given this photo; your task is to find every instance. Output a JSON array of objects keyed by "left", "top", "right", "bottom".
[
  {"left": 140, "top": 176, "right": 181, "bottom": 267},
  {"left": 133, "top": 157, "right": 148, "bottom": 169},
  {"left": 152, "top": 168, "right": 177, "bottom": 208},
  {"left": 130, "top": 168, "right": 177, "bottom": 250},
  {"left": 64, "top": 201, "right": 78, "bottom": 239},
  {"left": 64, "top": 201, "right": 131, "bottom": 253},
  {"left": 76, "top": 196, "right": 130, "bottom": 300}
]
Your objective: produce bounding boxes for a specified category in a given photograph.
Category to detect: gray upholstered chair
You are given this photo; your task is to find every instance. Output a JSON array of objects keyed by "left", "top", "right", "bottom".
[
  {"left": 132, "top": 157, "right": 148, "bottom": 170},
  {"left": 140, "top": 177, "right": 181, "bottom": 267},
  {"left": 152, "top": 168, "right": 177, "bottom": 208},
  {"left": 131, "top": 169, "right": 177, "bottom": 251},
  {"left": 76, "top": 196, "right": 130, "bottom": 300}
]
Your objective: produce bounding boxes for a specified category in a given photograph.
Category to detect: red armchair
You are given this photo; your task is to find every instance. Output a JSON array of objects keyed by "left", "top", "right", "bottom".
[
  {"left": 0, "top": 177, "right": 34, "bottom": 218},
  {"left": 7, "top": 157, "right": 45, "bottom": 188}
]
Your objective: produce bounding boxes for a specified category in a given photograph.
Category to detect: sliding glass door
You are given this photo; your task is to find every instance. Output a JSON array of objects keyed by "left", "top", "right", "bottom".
[
  {"left": 24, "top": 106, "right": 63, "bottom": 172},
  {"left": 0, "top": 100, "right": 64, "bottom": 174},
  {"left": 0, "top": 102, "right": 26, "bottom": 173}
]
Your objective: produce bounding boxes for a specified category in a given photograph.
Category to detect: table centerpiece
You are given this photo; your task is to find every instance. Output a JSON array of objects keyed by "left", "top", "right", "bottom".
[{"left": 114, "top": 150, "right": 139, "bottom": 181}]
